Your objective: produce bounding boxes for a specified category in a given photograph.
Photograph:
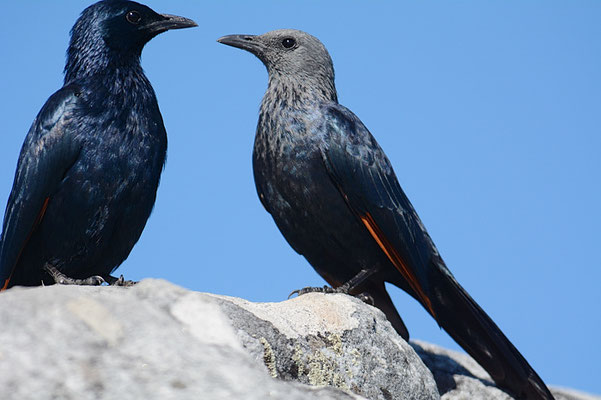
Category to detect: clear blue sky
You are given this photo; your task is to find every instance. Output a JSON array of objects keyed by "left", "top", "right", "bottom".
[{"left": 1, "top": 1, "right": 599, "bottom": 395}]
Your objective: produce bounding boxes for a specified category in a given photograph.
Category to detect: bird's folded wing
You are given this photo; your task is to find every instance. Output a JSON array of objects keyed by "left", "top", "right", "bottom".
[
  {"left": 319, "top": 103, "right": 439, "bottom": 316},
  {"left": 0, "top": 86, "right": 83, "bottom": 289}
]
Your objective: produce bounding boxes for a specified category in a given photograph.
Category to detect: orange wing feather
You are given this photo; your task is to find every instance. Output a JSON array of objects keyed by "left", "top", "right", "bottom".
[{"left": 360, "top": 212, "right": 437, "bottom": 318}]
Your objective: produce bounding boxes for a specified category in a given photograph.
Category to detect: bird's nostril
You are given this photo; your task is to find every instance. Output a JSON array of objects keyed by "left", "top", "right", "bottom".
[{"left": 244, "top": 36, "right": 253, "bottom": 41}]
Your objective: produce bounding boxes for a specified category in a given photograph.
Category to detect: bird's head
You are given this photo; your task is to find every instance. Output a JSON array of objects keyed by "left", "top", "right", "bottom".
[
  {"left": 66, "top": 0, "right": 196, "bottom": 82},
  {"left": 218, "top": 29, "right": 336, "bottom": 100}
]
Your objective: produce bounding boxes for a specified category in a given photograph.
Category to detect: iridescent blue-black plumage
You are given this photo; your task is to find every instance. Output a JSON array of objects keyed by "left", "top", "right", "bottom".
[
  {"left": 0, "top": 0, "right": 196, "bottom": 288},
  {"left": 219, "top": 29, "right": 554, "bottom": 399}
]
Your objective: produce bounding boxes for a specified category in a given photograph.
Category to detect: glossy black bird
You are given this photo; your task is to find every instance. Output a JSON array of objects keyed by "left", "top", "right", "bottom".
[
  {"left": 0, "top": 1, "right": 196, "bottom": 290},
  {"left": 218, "top": 29, "right": 554, "bottom": 400}
]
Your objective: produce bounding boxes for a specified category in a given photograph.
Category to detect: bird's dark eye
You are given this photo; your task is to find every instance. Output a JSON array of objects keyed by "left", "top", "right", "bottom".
[
  {"left": 282, "top": 38, "right": 296, "bottom": 49},
  {"left": 126, "top": 11, "right": 141, "bottom": 25}
]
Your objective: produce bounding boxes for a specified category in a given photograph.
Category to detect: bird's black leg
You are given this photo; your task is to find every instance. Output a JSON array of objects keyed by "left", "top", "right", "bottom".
[
  {"left": 289, "top": 268, "right": 377, "bottom": 305},
  {"left": 104, "top": 274, "right": 137, "bottom": 287},
  {"left": 43, "top": 264, "right": 105, "bottom": 286}
]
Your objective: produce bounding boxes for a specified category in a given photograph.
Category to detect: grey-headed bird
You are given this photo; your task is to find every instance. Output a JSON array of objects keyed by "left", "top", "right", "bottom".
[{"left": 218, "top": 29, "right": 554, "bottom": 400}]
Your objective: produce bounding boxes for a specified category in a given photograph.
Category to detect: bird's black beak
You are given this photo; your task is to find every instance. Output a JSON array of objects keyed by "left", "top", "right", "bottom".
[
  {"left": 217, "top": 34, "right": 265, "bottom": 57},
  {"left": 146, "top": 14, "right": 197, "bottom": 34}
]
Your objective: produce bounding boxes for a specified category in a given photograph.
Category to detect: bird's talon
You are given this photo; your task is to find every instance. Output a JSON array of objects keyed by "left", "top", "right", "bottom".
[
  {"left": 105, "top": 274, "right": 137, "bottom": 287},
  {"left": 288, "top": 285, "right": 339, "bottom": 298},
  {"left": 88, "top": 276, "right": 106, "bottom": 286},
  {"left": 43, "top": 264, "right": 106, "bottom": 286},
  {"left": 356, "top": 292, "right": 375, "bottom": 306}
]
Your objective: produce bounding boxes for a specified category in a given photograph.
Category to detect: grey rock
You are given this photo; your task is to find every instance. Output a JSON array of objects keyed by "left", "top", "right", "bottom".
[
  {"left": 0, "top": 279, "right": 363, "bottom": 400},
  {"left": 0, "top": 279, "right": 596, "bottom": 400},
  {"left": 208, "top": 291, "right": 438, "bottom": 400},
  {"left": 411, "top": 341, "right": 596, "bottom": 400}
]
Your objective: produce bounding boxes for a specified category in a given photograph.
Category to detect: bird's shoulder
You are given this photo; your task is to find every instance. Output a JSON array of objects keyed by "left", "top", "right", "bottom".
[
  {"left": 26, "top": 84, "right": 84, "bottom": 145},
  {"left": 316, "top": 101, "right": 416, "bottom": 216},
  {"left": 14, "top": 84, "right": 86, "bottom": 193},
  {"left": 12, "top": 85, "right": 86, "bottom": 183},
  {"left": 317, "top": 102, "right": 394, "bottom": 175},
  {"left": 38, "top": 84, "right": 83, "bottom": 118}
]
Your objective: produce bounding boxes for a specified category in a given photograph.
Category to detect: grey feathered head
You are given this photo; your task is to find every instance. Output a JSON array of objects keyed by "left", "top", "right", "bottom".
[{"left": 218, "top": 29, "right": 337, "bottom": 101}]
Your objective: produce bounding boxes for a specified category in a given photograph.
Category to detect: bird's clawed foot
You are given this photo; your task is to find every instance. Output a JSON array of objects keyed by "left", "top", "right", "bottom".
[
  {"left": 105, "top": 274, "right": 137, "bottom": 287},
  {"left": 43, "top": 264, "right": 105, "bottom": 286},
  {"left": 288, "top": 285, "right": 338, "bottom": 298},
  {"left": 354, "top": 292, "right": 375, "bottom": 306},
  {"left": 43, "top": 265, "right": 137, "bottom": 287},
  {"left": 288, "top": 285, "right": 374, "bottom": 305}
]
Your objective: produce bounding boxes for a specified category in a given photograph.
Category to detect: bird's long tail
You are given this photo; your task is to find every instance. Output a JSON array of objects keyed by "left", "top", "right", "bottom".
[{"left": 425, "top": 262, "right": 555, "bottom": 400}]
